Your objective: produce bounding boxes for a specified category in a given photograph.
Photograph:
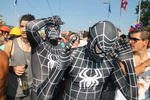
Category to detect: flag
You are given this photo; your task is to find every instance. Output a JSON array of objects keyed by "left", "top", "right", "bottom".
[
  {"left": 108, "top": 1, "right": 111, "bottom": 14},
  {"left": 14, "top": 0, "right": 17, "bottom": 6},
  {"left": 121, "top": 0, "right": 128, "bottom": 11}
]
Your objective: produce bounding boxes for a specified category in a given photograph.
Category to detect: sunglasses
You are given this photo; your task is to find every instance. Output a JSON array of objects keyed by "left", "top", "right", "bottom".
[
  {"left": 128, "top": 36, "right": 144, "bottom": 42},
  {"left": 2, "top": 31, "right": 9, "bottom": 34}
]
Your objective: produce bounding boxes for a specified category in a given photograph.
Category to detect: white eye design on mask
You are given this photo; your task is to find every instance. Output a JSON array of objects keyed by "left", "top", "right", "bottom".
[{"left": 94, "top": 44, "right": 103, "bottom": 54}]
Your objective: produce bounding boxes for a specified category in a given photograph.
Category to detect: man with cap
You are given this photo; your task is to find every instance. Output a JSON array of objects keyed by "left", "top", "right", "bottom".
[
  {"left": 0, "top": 26, "right": 10, "bottom": 42},
  {"left": 9, "top": 27, "right": 22, "bottom": 40}
]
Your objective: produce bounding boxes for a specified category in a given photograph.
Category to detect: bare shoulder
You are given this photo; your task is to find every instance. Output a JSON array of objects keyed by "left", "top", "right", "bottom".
[
  {"left": 5, "top": 40, "right": 13, "bottom": 47},
  {"left": 0, "top": 49, "right": 9, "bottom": 61},
  {"left": 0, "top": 49, "right": 9, "bottom": 98},
  {"left": 4, "top": 40, "right": 13, "bottom": 58}
]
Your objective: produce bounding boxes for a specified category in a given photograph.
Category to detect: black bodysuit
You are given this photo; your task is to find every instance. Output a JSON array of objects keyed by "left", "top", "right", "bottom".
[
  {"left": 26, "top": 19, "right": 138, "bottom": 100},
  {"left": 26, "top": 18, "right": 63, "bottom": 99}
]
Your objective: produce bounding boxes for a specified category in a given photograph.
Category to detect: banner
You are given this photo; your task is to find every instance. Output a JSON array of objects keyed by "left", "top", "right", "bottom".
[{"left": 121, "top": 0, "right": 128, "bottom": 11}]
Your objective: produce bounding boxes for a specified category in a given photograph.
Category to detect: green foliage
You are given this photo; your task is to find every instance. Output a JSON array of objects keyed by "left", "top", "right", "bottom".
[
  {"left": 0, "top": 15, "right": 2, "bottom": 19},
  {"left": 0, "top": 14, "right": 8, "bottom": 27},
  {"left": 135, "top": 0, "right": 150, "bottom": 27}
]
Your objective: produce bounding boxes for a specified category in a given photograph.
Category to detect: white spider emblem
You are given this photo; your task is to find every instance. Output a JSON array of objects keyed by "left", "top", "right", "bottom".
[
  {"left": 79, "top": 69, "right": 102, "bottom": 90},
  {"left": 47, "top": 54, "right": 56, "bottom": 69}
]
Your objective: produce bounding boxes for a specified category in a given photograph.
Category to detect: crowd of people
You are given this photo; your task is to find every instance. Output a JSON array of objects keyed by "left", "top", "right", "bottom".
[{"left": 0, "top": 14, "right": 150, "bottom": 100}]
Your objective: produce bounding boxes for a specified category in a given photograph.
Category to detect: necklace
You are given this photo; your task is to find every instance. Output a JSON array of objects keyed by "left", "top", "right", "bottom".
[
  {"left": 21, "top": 37, "right": 30, "bottom": 45},
  {"left": 20, "top": 37, "right": 31, "bottom": 67}
]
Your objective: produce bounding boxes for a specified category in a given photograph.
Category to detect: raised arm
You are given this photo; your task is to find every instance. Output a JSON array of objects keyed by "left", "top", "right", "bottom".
[
  {"left": 26, "top": 15, "right": 63, "bottom": 49},
  {"left": 26, "top": 18, "right": 50, "bottom": 48},
  {"left": 112, "top": 37, "right": 138, "bottom": 100}
]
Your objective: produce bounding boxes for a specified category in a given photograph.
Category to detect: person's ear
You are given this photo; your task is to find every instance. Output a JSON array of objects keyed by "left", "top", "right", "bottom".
[{"left": 144, "top": 39, "right": 149, "bottom": 46}]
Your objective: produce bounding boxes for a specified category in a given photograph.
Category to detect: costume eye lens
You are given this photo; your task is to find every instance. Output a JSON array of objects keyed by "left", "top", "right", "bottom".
[{"left": 95, "top": 44, "right": 103, "bottom": 54}]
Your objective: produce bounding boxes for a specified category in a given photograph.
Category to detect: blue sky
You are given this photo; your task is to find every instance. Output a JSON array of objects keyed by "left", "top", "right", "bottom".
[{"left": 0, "top": 0, "right": 139, "bottom": 35}]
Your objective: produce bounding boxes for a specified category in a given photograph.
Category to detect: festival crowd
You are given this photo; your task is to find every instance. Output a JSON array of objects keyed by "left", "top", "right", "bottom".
[{"left": 0, "top": 14, "right": 150, "bottom": 100}]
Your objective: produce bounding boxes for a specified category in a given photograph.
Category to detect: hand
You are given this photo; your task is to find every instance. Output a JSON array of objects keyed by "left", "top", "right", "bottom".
[
  {"left": 58, "top": 34, "right": 77, "bottom": 69},
  {"left": 48, "top": 15, "right": 64, "bottom": 26},
  {"left": 13, "top": 65, "right": 26, "bottom": 76},
  {"left": 61, "top": 37, "right": 67, "bottom": 44},
  {"left": 53, "top": 15, "right": 64, "bottom": 25},
  {"left": 112, "top": 36, "right": 138, "bottom": 100},
  {"left": 114, "top": 36, "right": 133, "bottom": 62}
]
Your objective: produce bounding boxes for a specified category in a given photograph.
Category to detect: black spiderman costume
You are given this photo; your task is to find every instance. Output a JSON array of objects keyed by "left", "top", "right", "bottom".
[{"left": 26, "top": 17, "right": 138, "bottom": 100}]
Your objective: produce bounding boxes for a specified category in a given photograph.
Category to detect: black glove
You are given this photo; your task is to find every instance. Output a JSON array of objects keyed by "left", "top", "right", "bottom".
[
  {"left": 52, "top": 15, "right": 64, "bottom": 25},
  {"left": 112, "top": 36, "right": 138, "bottom": 100},
  {"left": 58, "top": 34, "right": 77, "bottom": 70},
  {"left": 114, "top": 36, "right": 133, "bottom": 62},
  {"left": 46, "top": 15, "right": 64, "bottom": 26}
]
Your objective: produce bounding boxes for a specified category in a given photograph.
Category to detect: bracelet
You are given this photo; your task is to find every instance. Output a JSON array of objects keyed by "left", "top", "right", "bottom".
[{"left": 142, "top": 63, "right": 148, "bottom": 67}]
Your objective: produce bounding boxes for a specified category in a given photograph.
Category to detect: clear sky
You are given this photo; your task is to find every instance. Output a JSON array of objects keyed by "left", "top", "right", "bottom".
[{"left": 0, "top": 0, "right": 139, "bottom": 35}]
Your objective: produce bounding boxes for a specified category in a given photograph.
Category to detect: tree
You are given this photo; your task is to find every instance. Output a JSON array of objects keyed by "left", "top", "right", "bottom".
[
  {"left": 0, "top": 14, "right": 7, "bottom": 26},
  {"left": 135, "top": 0, "right": 150, "bottom": 28},
  {"left": 0, "top": 15, "right": 2, "bottom": 19},
  {"left": 0, "top": 15, "right": 3, "bottom": 26}
]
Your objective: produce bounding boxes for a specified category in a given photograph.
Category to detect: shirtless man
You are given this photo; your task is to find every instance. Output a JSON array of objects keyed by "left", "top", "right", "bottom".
[{"left": 0, "top": 50, "right": 9, "bottom": 100}]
